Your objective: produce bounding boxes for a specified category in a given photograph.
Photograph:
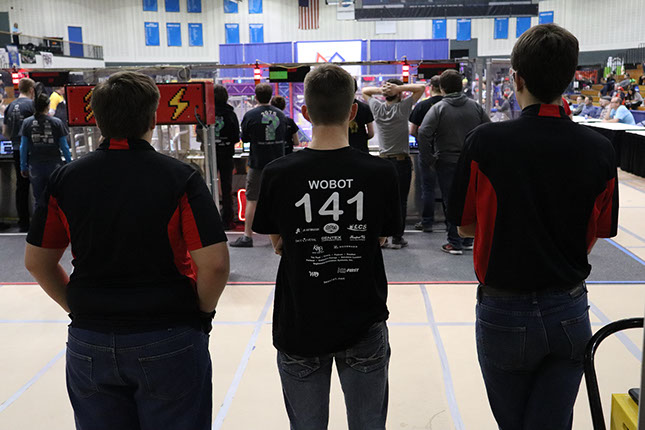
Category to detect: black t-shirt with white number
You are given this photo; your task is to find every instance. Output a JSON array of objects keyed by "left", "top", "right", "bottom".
[
  {"left": 253, "top": 146, "right": 401, "bottom": 356},
  {"left": 241, "top": 105, "right": 288, "bottom": 169}
]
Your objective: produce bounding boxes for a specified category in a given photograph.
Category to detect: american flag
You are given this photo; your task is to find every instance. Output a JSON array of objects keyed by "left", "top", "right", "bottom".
[{"left": 298, "top": 0, "right": 319, "bottom": 30}]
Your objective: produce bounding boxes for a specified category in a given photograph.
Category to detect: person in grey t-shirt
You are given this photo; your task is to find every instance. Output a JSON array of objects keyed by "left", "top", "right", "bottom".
[{"left": 363, "top": 79, "right": 425, "bottom": 249}]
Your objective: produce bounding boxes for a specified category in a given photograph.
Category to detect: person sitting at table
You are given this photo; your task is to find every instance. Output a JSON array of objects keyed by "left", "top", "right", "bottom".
[
  {"left": 598, "top": 96, "right": 612, "bottom": 120},
  {"left": 626, "top": 86, "right": 643, "bottom": 109},
  {"left": 579, "top": 96, "right": 600, "bottom": 118},
  {"left": 603, "top": 96, "right": 636, "bottom": 125},
  {"left": 571, "top": 95, "right": 584, "bottom": 116}
]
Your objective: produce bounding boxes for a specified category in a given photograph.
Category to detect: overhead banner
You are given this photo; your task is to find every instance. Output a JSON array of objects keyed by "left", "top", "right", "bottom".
[
  {"left": 516, "top": 16, "right": 531, "bottom": 37},
  {"left": 355, "top": 2, "right": 538, "bottom": 20},
  {"left": 66, "top": 82, "right": 216, "bottom": 127},
  {"left": 494, "top": 18, "right": 508, "bottom": 39},
  {"left": 296, "top": 40, "right": 363, "bottom": 76},
  {"left": 432, "top": 19, "right": 446, "bottom": 39}
]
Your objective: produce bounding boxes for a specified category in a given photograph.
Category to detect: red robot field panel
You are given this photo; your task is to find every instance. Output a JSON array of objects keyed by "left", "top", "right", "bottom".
[{"left": 66, "top": 82, "right": 216, "bottom": 127}]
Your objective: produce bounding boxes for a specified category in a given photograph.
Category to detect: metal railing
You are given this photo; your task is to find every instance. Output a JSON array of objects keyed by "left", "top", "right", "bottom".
[{"left": 0, "top": 31, "right": 103, "bottom": 61}]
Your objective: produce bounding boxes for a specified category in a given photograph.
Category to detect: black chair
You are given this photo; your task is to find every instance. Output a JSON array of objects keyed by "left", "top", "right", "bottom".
[{"left": 584, "top": 317, "right": 643, "bottom": 430}]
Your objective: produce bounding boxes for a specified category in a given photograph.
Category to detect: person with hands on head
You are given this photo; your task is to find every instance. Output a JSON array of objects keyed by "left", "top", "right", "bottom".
[
  {"left": 19, "top": 91, "right": 72, "bottom": 209},
  {"left": 362, "top": 79, "right": 425, "bottom": 249},
  {"left": 603, "top": 96, "right": 636, "bottom": 124},
  {"left": 24, "top": 71, "right": 229, "bottom": 430}
]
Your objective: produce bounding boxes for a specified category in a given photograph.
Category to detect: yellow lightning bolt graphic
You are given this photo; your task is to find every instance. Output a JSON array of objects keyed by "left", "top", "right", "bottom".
[
  {"left": 169, "top": 88, "right": 189, "bottom": 121},
  {"left": 84, "top": 89, "right": 94, "bottom": 121}
]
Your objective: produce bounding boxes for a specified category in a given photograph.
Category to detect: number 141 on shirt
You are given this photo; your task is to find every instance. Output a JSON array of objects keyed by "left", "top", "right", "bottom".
[{"left": 295, "top": 192, "right": 364, "bottom": 223}]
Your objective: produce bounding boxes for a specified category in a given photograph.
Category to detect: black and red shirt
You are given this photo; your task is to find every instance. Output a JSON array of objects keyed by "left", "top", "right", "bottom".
[
  {"left": 448, "top": 104, "right": 618, "bottom": 291},
  {"left": 27, "top": 138, "right": 227, "bottom": 331}
]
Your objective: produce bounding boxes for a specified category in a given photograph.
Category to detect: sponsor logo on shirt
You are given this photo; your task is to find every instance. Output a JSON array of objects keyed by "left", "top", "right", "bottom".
[
  {"left": 296, "top": 238, "right": 317, "bottom": 243},
  {"left": 309, "top": 271, "right": 319, "bottom": 278},
  {"left": 338, "top": 268, "right": 360, "bottom": 274},
  {"left": 295, "top": 227, "right": 320, "bottom": 234},
  {"left": 324, "top": 223, "right": 340, "bottom": 234},
  {"left": 321, "top": 235, "right": 342, "bottom": 242},
  {"left": 349, "top": 235, "right": 366, "bottom": 241},
  {"left": 334, "top": 245, "right": 358, "bottom": 249},
  {"left": 348, "top": 224, "right": 367, "bottom": 232},
  {"left": 313, "top": 245, "right": 324, "bottom": 254}
]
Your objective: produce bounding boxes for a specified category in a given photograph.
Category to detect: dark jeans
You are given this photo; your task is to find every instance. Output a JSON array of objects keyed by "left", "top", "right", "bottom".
[
  {"left": 217, "top": 154, "right": 234, "bottom": 225},
  {"left": 436, "top": 159, "right": 472, "bottom": 249},
  {"left": 383, "top": 157, "right": 411, "bottom": 238},
  {"left": 476, "top": 283, "right": 591, "bottom": 430},
  {"left": 416, "top": 155, "right": 436, "bottom": 227},
  {"left": 277, "top": 322, "right": 390, "bottom": 430},
  {"left": 12, "top": 150, "right": 30, "bottom": 228},
  {"left": 29, "top": 162, "right": 61, "bottom": 210},
  {"left": 66, "top": 326, "right": 212, "bottom": 430}
]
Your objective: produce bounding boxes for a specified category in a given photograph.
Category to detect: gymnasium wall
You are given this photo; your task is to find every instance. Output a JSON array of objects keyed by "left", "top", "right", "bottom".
[{"left": 2, "top": 0, "right": 643, "bottom": 64}]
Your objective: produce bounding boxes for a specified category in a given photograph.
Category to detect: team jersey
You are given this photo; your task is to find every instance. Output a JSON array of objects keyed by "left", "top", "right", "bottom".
[
  {"left": 4, "top": 97, "right": 35, "bottom": 149},
  {"left": 27, "top": 137, "right": 227, "bottom": 332},
  {"left": 448, "top": 104, "right": 618, "bottom": 290},
  {"left": 348, "top": 99, "right": 374, "bottom": 153},
  {"left": 253, "top": 146, "right": 401, "bottom": 355},
  {"left": 19, "top": 114, "right": 70, "bottom": 168},
  {"left": 241, "top": 105, "right": 288, "bottom": 169}
]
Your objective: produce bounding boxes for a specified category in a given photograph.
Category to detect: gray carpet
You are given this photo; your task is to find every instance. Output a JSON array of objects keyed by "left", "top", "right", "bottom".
[{"left": 1, "top": 228, "right": 643, "bottom": 284}]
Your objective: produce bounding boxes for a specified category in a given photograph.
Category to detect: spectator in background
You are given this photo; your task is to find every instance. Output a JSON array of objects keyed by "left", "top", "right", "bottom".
[
  {"left": 626, "top": 86, "right": 643, "bottom": 109},
  {"left": 19, "top": 91, "right": 72, "bottom": 208},
  {"left": 11, "top": 23, "right": 21, "bottom": 46},
  {"left": 3, "top": 77, "right": 35, "bottom": 232},
  {"left": 617, "top": 73, "right": 631, "bottom": 90},
  {"left": 571, "top": 95, "right": 584, "bottom": 116},
  {"left": 362, "top": 79, "right": 425, "bottom": 249},
  {"left": 604, "top": 96, "right": 636, "bottom": 124},
  {"left": 409, "top": 75, "right": 443, "bottom": 232},
  {"left": 418, "top": 70, "right": 490, "bottom": 255},
  {"left": 580, "top": 96, "right": 601, "bottom": 118},
  {"left": 196, "top": 84, "right": 240, "bottom": 231},
  {"left": 599, "top": 95, "right": 612, "bottom": 120},
  {"left": 270, "top": 95, "right": 300, "bottom": 155},
  {"left": 348, "top": 79, "right": 375, "bottom": 153},
  {"left": 611, "top": 86, "right": 627, "bottom": 102},
  {"left": 600, "top": 75, "right": 615, "bottom": 97},
  {"left": 230, "top": 83, "right": 288, "bottom": 248}
]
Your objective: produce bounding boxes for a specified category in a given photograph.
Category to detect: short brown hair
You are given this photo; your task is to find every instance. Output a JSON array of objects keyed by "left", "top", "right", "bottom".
[
  {"left": 255, "top": 83, "right": 273, "bottom": 104},
  {"left": 91, "top": 71, "right": 160, "bottom": 139},
  {"left": 18, "top": 78, "right": 35, "bottom": 95},
  {"left": 439, "top": 70, "right": 463, "bottom": 94},
  {"left": 429, "top": 75, "right": 441, "bottom": 90},
  {"left": 213, "top": 84, "right": 229, "bottom": 104},
  {"left": 511, "top": 24, "right": 579, "bottom": 103},
  {"left": 270, "top": 95, "right": 286, "bottom": 111},
  {"left": 304, "top": 63, "right": 355, "bottom": 125}
]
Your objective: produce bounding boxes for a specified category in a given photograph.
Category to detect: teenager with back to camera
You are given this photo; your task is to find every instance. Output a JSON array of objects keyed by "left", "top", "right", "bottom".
[
  {"left": 253, "top": 63, "right": 401, "bottom": 430},
  {"left": 448, "top": 24, "right": 618, "bottom": 429}
]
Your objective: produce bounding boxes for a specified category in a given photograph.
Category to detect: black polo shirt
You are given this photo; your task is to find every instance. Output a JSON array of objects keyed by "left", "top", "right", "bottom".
[
  {"left": 448, "top": 104, "right": 618, "bottom": 291},
  {"left": 27, "top": 138, "right": 227, "bottom": 332}
]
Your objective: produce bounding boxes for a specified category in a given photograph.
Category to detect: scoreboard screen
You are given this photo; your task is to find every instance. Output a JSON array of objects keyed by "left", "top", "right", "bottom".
[
  {"left": 356, "top": 0, "right": 538, "bottom": 19},
  {"left": 268, "top": 66, "right": 311, "bottom": 83}
]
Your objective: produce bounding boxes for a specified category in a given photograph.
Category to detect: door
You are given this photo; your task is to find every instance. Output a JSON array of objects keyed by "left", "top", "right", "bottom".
[{"left": 68, "top": 26, "right": 83, "bottom": 57}]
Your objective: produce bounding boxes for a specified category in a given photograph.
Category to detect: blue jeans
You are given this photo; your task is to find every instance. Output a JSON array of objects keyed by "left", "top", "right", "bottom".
[
  {"left": 382, "top": 157, "right": 411, "bottom": 238},
  {"left": 476, "top": 283, "right": 591, "bottom": 430},
  {"left": 416, "top": 155, "right": 436, "bottom": 227},
  {"left": 436, "top": 159, "right": 473, "bottom": 249},
  {"left": 66, "top": 326, "right": 212, "bottom": 430},
  {"left": 277, "top": 322, "right": 390, "bottom": 430},
  {"left": 29, "top": 162, "right": 61, "bottom": 210}
]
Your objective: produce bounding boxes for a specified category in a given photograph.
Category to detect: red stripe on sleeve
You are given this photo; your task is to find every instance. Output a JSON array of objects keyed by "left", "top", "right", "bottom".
[
  {"left": 180, "top": 193, "right": 204, "bottom": 251},
  {"left": 167, "top": 203, "right": 197, "bottom": 285},
  {"left": 109, "top": 138, "right": 129, "bottom": 150},
  {"left": 586, "top": 177, "right": 618, "bottom": 250},
  {"left": 472, "top": 166, "right": 497, "bottom": 284},
  {"left": 41, "top": 196, "right": 70, "bottom": 249}
]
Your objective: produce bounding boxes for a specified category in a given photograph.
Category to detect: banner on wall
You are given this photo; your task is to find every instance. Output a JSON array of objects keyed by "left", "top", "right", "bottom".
[
  {"left": 189, "top": 23, "right": 203, "bottom": 46},
  {"left": 224, "top": 0, "right": 238, "bottom": 13},
  {"left": 456, "top": 19, "right": 471, "bottom": 41},
  {"left": 432, "top": 19, "right": 446, "bottom": 39},
  {"left": 167, "top": 23, "right": 182, "bottom": 46},
  {"left": 187, "top": 0, "right": 201, "bottom": 13},
  {"left": 145, "top": 22, "right": 160, "bottom": 46},
  {"left": 249, "top": 24, "right": 264, "bottom": 43},
  {"left": 249, "top": 0, "right": 262, "bottom": 14},
  {"left": 143, "top": 0, "right": 158, "bottom": 12},
  {"left": 225, "top": 24, "right": 240, "bottom": 44},
  {"left": 165, "top": 0, "right": 180, "bottom": 12},
  {"left": 539, "top": 11, "right": 554, "bottom": 24},
  {"left": 296, "top": 40, "right": 363, "bottom": 76},
  {"left": 516, "top": 16, "right": 531, "bottom": 37},
  {"left": 494, "top": 18, "right": 508, "bottom": 39}
]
